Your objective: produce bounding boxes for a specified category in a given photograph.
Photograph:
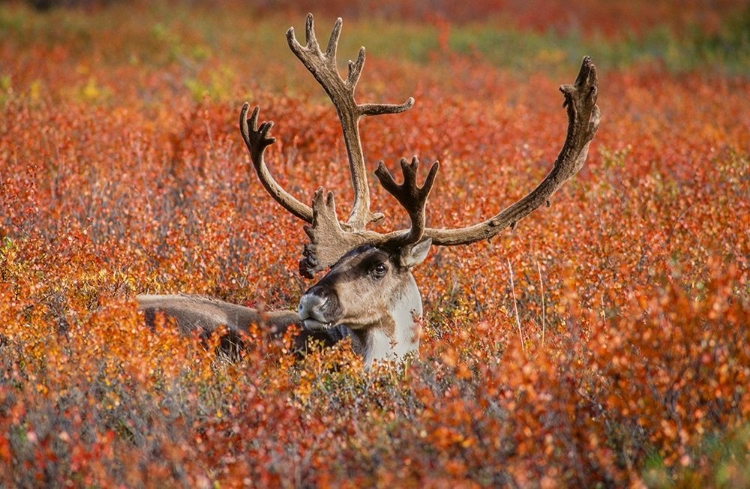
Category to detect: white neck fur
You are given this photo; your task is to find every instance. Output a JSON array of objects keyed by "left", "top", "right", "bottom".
[{"left": 361, "top": 274, "right": 422, "bottom": 367}]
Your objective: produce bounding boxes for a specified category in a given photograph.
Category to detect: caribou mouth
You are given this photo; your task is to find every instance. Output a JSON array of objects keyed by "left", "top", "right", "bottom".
[
  {"left": 297, "top": 289, "right": 341, "bottom": 330},
  {"left": 300, "top": 317, "right": 334, "bottom": 330},
  {"left": 298, "top": 306, "right": 335, "bottom": 330}
]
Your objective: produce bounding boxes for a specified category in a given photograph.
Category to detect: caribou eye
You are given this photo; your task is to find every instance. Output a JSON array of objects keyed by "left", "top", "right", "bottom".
[{"left": 371, "top": 263, "right": 388, "bottom": 279}]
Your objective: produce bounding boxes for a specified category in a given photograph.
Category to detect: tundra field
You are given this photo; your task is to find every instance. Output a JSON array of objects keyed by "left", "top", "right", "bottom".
[{"left": 1, "top": 1, "right": 749, "bottom": 487}]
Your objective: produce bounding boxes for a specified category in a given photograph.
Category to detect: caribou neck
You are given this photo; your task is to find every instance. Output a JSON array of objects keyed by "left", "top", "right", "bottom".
[{"left": 349, "top": 275, "right": 423, "bottom": 367}]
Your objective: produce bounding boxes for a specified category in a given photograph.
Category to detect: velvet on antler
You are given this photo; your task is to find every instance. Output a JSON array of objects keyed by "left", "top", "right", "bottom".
[{"left": 240, "top": 15, "right": 601, "bottom": 279}]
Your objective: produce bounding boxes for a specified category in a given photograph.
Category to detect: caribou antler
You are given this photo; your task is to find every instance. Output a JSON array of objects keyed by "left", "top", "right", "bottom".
[
  {"left": 374, "top": 157, "right": 439, "bottom": 247},
  {"left": 240, "top": 104, "right": 313, "bottom": 223},
  {"left": 287, "top": 13, "right": 414, "bottom": 230},
  {"left": 421, "top": 56, "right": 600, "bottom": 245},
  {"left": 241, "top": 15, "right": 600, "bottom": 279},
  {"left": 297, "top": 56, "right": 600, "bottom": 274}
]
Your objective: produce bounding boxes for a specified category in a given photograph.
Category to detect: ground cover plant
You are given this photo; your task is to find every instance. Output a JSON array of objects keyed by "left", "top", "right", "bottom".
[{"left": 1, "top": 0, "right": 749, "bottom": 486}]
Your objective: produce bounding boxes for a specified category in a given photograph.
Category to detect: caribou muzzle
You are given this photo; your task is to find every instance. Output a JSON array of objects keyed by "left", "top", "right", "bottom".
[{"left": 298, "top": 284, "right": 343, "bottom": 330}]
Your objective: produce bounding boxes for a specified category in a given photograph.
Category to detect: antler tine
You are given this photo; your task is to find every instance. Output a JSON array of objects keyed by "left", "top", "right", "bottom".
[
  {"left": 375, "top": 157, "right": 439, "bottom": 246},
  {"left": 326, "top": 17, "right": 342, "bottom": 61},
  {"left": 360, "top": 98, "right": 415, "bottom": 117},
  {"left": 304, "top": 13, "right": 320, "bottom": 52},
  {"left": 285, "top": 13, "right": 414, "bottom": 231},
  {"left": 345, "top": 46, "right": 414, "bottom": 114},
  {"left": 346, "top": 47, "right": 365, "bottom": 89},
  {"left": 239, "top": 103, "right": 313, "bottom": 223}
]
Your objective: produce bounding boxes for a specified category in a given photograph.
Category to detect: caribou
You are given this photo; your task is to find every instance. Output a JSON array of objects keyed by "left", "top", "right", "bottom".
[{"left": 138, "top": 14, "right": 601, "bottom": 366}]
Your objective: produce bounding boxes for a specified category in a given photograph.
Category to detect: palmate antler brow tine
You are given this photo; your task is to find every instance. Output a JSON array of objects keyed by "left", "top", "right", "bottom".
[
  {"left": 299, "top": 159, "right": 439, "bottom": 277},
  {"left": 286, "top": 13, "right": 414, "bottom": 231},
  {"left": 239, "top": 103, "right": 313, "bottom": 223},
  {"left": 298, "top": 189, "right": 373, "bottom": 279}
]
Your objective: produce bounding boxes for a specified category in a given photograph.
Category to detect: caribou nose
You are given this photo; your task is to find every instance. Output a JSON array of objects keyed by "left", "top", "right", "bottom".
[
  {"left": 298, "top": 286, "right": 340, "bottom": 328},
  {"left": 298, "top": 293, "right": 327, "bottom": 317}
]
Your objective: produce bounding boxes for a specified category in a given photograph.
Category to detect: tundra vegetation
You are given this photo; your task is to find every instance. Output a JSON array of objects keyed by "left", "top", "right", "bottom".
[{"left": 1, "top": 1, "right": 749, "bottom": 487}]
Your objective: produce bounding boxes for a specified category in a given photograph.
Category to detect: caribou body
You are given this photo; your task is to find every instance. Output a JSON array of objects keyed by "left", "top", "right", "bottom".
[
  {"left": 139, "top": 239, "right": 431, "bottom": 365},
  {"left": 138, "top": 14, "right": 601, "bottom": 366}
]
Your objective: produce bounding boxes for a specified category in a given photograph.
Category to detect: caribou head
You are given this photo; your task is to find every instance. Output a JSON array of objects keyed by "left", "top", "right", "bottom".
[{"left": 138, "top": 14, "right": 600, "bottom": 366}]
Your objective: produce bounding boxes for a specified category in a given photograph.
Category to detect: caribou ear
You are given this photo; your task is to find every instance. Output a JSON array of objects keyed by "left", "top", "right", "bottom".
[{"left": 400, "top": 238, "right": 432, "bottom": 269}]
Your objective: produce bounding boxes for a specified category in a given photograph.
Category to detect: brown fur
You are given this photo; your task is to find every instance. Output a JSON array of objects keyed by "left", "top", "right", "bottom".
[{"left": 312, "top": 246, "right": 407, "bottom": 330}]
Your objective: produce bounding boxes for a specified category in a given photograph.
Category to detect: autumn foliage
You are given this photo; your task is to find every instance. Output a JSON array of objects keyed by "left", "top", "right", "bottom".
[{"left": 1, "top": 1, "right": 749, "bottom": 487}]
